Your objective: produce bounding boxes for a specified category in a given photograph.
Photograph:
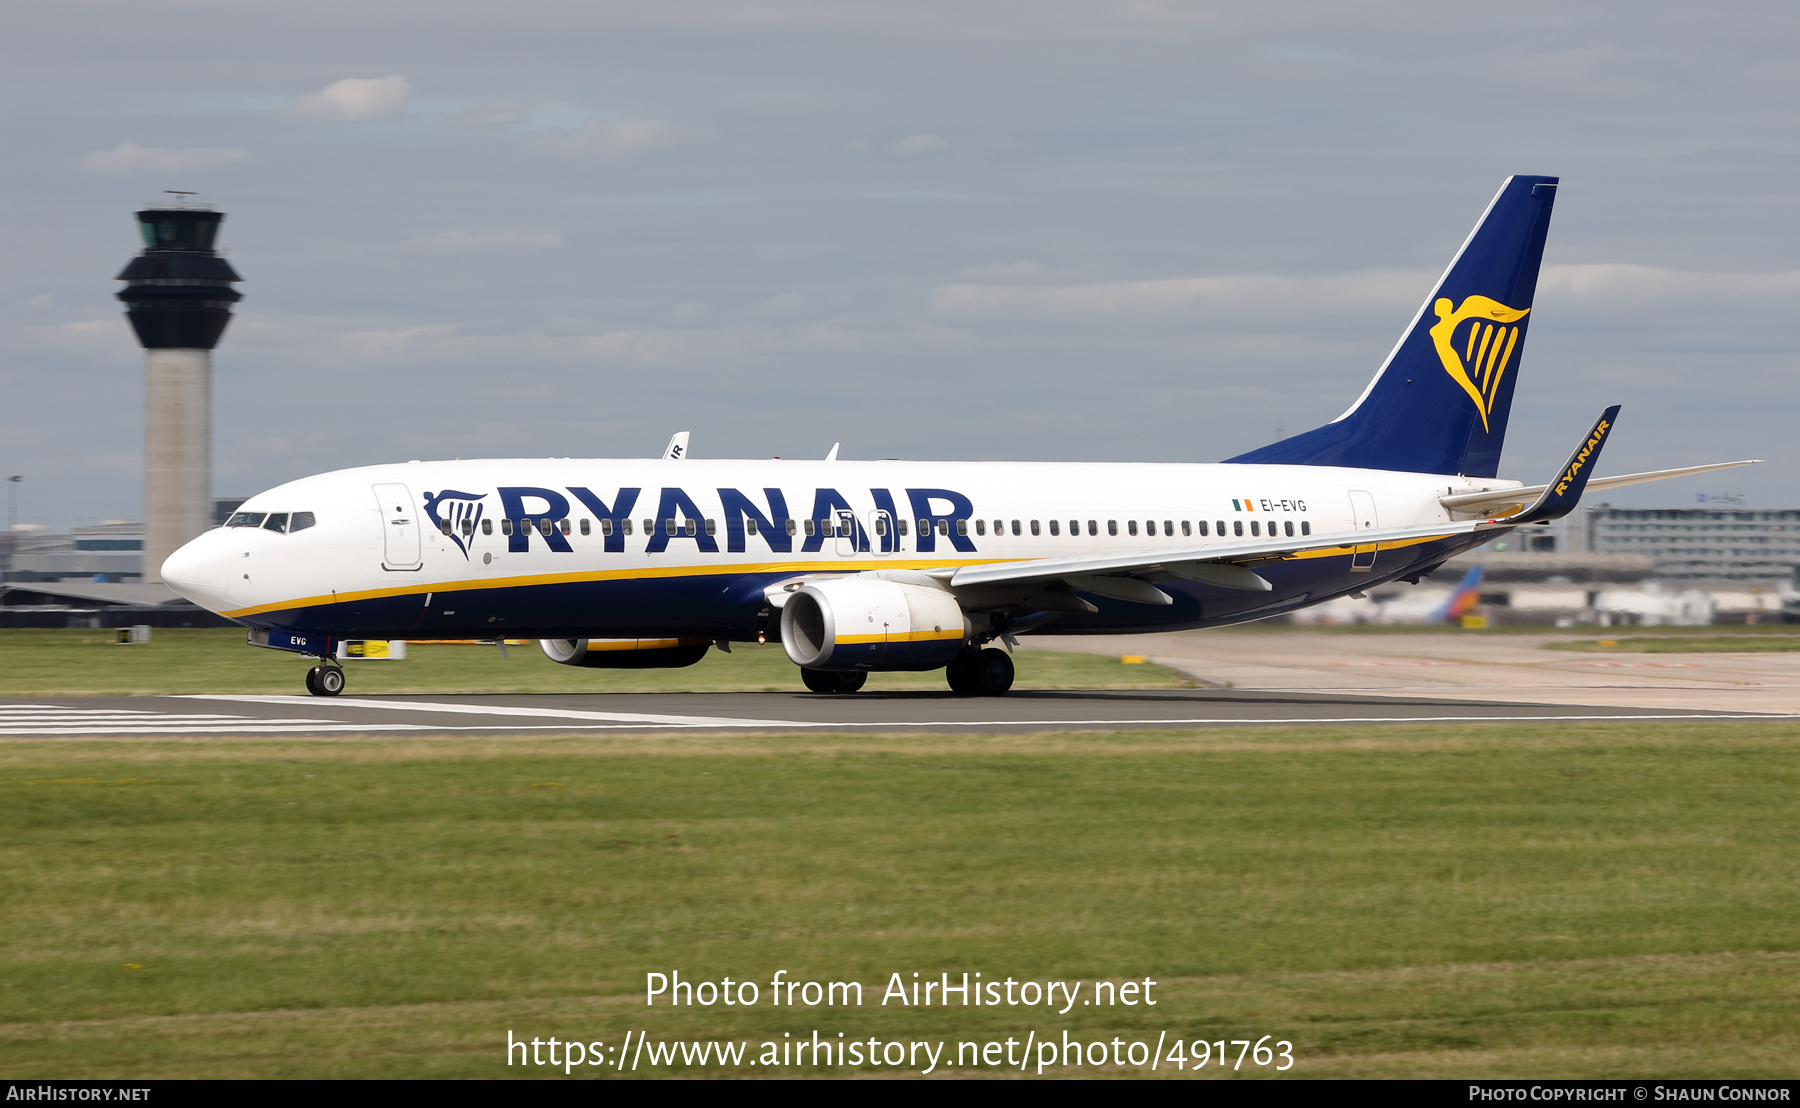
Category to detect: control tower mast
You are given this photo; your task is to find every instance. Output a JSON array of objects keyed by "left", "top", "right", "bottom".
[{"left": 116, "top": 195, "right": 242, "bottom": 584}]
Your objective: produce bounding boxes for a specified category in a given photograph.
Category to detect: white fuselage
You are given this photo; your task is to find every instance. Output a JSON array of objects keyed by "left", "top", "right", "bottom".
[{"left": 160, "top": 456, "right": 1511, "bottom": 644}]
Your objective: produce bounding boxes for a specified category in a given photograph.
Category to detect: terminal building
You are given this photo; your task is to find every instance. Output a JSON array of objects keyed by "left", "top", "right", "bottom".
[
  {"left": 1293, "top": 505, "right": 1800, "bottom": 627},
  {"left": 7, "top": 522, "right": 146, "bottom": 583},
  {"left": 1583, "top": 504, "right": 1800, "bottom": 586},
  {"left": 0, "top": 502, "right": 243, "bottom": 628},
  {"left": 2, "top": 500, "right": 244, "bottom": 585}
]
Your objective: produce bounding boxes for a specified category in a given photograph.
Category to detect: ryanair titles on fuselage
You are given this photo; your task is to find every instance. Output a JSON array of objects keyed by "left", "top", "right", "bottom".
[{"left": 415, "top": 483, "right": 1316, "bottom": 560}]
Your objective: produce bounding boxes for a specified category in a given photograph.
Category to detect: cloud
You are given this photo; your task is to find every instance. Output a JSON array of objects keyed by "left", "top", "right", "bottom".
[
  {"left": 284, "top": 76, "right": 413, "bottom": 122},
  {"left": 928, "top": 264, "right": 1800, "bottom": 326},
  {"left": 522, "top": 118, "right": 686, "bottom": 158},
  {"left": 407, "top": 230, "right": 565, "bottom": 254},
  {"left": 960, "top": 260, "right": 1050, "bottom": 280},
  {"left": 1538, "top": 264, "right": 1800, "bottom": 304},
  {"left": 33, "top": 318, "right": 136, "bottom": 357},
  {"left": 456, "top": 98, "right": 531, "bottom": 127},
  {"left": 79, "top": 143, "right": 253, "bottom": 176},
  {"left": 226, "top": 307, "right": 935, "bottom": 375},
  {"left": 891, "top": 132, "right": 946, "bottom": 154},
  {"left": 930, "top": 269, "right": 1433, "bottom": 322}
]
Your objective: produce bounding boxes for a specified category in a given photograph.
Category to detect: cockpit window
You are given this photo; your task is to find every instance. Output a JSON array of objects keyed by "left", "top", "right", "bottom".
[
  {"left": 262, "top": 513, "right": 290, "bottom": 533},
  {"left": 290, "top": 512, "right": 316, "bottom": 533},
  {"left": 226, "top": 512, "right": 265, "bottom": 528}
]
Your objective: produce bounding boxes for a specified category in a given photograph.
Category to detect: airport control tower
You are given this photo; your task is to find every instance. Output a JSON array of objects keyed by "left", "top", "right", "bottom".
[{"left": 116, "top": 196, "right": 242, "bottom": 583}]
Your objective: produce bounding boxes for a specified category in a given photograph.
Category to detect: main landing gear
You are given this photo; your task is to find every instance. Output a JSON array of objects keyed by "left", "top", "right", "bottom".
[
  {"left": 796, "top": 647, "right": 1016, "bottom": 697},
  {"left": 304, "top": 662, "right": 345, "bottom": 697},
  {"left": 946, "top": 647, "right": 1014, "bottom": 697},
  {"left": 801, "top": 669, "right": 868, "bottom": 694}
]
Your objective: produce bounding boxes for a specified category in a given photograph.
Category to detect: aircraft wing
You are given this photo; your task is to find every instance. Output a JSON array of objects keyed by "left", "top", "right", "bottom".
[
  {"left": 1439, "top": 459, "right": 1758, "bottom": 517},
  {"left": 952, "top": 406, "right": 1643, "bottom": 607},
  {"left": 946, "top": 517, "right": 1501, "bottom": 604}
]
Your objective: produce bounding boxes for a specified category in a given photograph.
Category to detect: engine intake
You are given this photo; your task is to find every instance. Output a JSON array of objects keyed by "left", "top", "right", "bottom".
[
  {"left": 539, "top": 638, "right": 711, "bottom": 669},
  {"left": 780, "top": 577, "right": 970, "bottom": 671}
]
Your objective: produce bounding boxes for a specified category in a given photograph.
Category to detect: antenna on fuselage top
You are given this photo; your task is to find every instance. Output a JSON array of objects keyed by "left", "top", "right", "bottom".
[
  {"left": 825, "top": 442, "right": 840, "bottom": 462},
  {"left": 662, "top": 431, "right": 689, "bottom": 461}
]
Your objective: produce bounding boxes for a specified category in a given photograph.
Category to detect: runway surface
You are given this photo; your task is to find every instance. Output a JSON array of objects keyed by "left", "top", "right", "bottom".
[
  {"left": 1031, "top": 629, "right": 1800, "bottom": 716},
  {"left": 0, "top": 689, "right": 1784, "bottom": 738}
]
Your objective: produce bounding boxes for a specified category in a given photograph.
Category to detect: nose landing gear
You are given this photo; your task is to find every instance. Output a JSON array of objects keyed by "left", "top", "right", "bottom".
[{"left": 304, "top": 663, "right": 345, "bottom": 697}]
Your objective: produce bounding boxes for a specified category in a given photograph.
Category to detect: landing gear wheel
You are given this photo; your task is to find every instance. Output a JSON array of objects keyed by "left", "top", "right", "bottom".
[
  {"left": 801, "top": 668, "right": 867, "bottom": 693},
  {"left": 308, "top": 664, "right": 345, "bottom": 697},
  {"left": 970, "top": 648, "right": 1015, "bottom": 696},
  {"left": 945, "top": 651, "right": 979, "bottom": 695}
]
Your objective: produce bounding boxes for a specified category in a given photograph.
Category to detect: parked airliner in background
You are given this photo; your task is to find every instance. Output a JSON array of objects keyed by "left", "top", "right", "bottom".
[
  {"left": 1433, "top": 566, "right": 1487, "bottom": 625},
  {"left": 162, "top": 175, "right": 1755, "bottom": 696}
]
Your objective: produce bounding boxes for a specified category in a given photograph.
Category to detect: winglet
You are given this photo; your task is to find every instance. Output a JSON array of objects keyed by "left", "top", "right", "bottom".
[
  {"left": 1501, "top": 405, "right": 1620, "bottom": 525},
  {"left": 662, "top": 431, "right": 690, "bottom": 461}
]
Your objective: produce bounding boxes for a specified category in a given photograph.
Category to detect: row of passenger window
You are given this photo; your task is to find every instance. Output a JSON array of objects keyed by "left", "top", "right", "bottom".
[
  {"left": 444, "top": 515, "right": 1312, "bottom": 540},
  {"left": 970, "top": 518, "right": 1312, "bottom": 539},
  {"left": 225, "top": 511, "right": 317, "bottom": 534}
]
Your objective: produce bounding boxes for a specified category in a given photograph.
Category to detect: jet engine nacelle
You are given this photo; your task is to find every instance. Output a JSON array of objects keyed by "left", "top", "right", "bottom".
[
  {"left": 539, "top": 637, "right": 711, "bottom": 669},
  {"left": 779, "top": 577, "right": 970, "bottom": 671}
]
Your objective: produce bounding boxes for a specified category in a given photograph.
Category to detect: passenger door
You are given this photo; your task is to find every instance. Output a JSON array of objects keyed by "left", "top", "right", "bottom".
[
  {"left": 373, "top": 483, "right": 422, "bottom": 570},
  {"left": 833, "top": 508, "right": 859, "bottom": 557},
  {"left": 1347, "top": 489, "right": 1378, "bottom": 572},
  {"left": 868, "top": 509, "right": 895, "bottom": 557}
]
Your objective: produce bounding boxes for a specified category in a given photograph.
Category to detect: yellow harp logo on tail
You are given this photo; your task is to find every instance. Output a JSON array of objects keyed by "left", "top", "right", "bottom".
[{"left": 1428, "top": 295, "right": 1530, "bottom": 432}]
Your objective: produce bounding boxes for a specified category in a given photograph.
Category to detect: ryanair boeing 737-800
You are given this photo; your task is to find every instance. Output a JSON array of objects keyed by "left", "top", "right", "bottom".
[{"left": 160, "top": 175, "right": 1755, "bottom": 697}]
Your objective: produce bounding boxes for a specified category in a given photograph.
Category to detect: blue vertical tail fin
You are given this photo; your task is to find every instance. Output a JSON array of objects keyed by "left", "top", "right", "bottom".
[{"left": 1227, "top": 175, "right": 1558, "bottom": 478}]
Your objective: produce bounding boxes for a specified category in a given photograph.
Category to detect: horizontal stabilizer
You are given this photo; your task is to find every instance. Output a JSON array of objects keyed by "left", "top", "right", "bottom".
[{"left": 1441, "top": 458, "right": 1761, "bottom": 516}]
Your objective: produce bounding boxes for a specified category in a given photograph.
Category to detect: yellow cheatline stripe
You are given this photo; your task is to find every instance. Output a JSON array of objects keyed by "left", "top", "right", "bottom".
[
  {"left": 223, "top": 534, "right": 1469, "bottom": 620},
  {"left": 834, "top": 629, "right": 965, "bottom": 645},
  {"left": 219, "top": 556, "right": 1014, "bottom": 619},
  {"left": 582, "top": 638, "right": 707, "bottom": 652},
  {"left": 1286, "top": 534, "right": 1454, "bottom": 561}
]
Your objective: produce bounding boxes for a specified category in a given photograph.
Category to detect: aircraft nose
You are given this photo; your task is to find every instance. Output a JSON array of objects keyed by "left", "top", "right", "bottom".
[{"left": 160, "top": 533, "right": 229, "bottom": 608}]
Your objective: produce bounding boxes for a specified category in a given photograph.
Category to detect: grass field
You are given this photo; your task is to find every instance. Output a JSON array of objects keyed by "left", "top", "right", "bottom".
[
  {"left": 0, "top": 629, "right": 1189, "bottom": 697},
  {"left": 2, "top": 721, "right": 1798, "bottom": 1078},
  {"left": 1546, "top": 633, "right": 1800, "bottom": 654},
  {"left": 1245, "top": 622, "right": 1800, "bottom": 637}
]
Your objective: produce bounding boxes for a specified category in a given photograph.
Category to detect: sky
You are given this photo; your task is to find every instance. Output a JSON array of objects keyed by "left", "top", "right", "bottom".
[{"left": 1, "top": 0, "right": 1796, "bottom": 528}]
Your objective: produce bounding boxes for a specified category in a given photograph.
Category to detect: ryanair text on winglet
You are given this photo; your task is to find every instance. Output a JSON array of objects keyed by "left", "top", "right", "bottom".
[{"left": 1554, "top": 418, "right": 1611, "bottom": 496}]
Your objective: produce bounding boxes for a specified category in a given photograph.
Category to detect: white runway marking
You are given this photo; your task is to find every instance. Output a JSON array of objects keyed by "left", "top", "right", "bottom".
[
  {"left": 1, "top": 700, "right": 1789, "bottom": 737},
  {"left": 0, "top": 703, "right": 432, "bottom": 736},
  {"left": 180, "top": 695, "right": 798, "bottom": 728},
  {"left": 173, "top": 698, "right": 1794, "bottom": 730}
]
